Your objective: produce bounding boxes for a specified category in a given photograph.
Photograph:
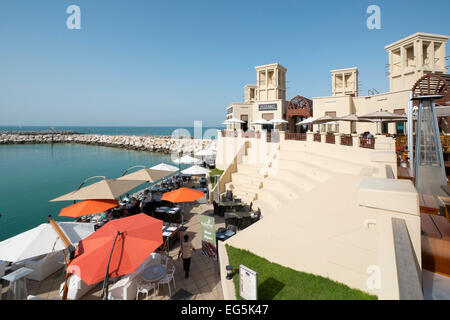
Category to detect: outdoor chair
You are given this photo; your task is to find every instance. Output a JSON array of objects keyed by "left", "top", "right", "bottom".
[
  {"left": 251, "top": 209, "right": 261, "bottom": 223},
  {"left": 108, "top": 252, "right": 161, "bottom": 300},
  {"left": 157, "top": 266, "right": 176, "bottom": 297},
  {"left": 239, "top": 217, "right": 252, "bottom": 230},
  {"left": 225, "top": 217, "right": 239, "bottom": 228},
  {"left": 226, "top": 190, "right": 233, "bottom": 201},
  {"left": 213, "top": 201, "right": 219, "bottom": 215},
  {"left": 136, "top": 281, "right": 156, "bottom": 300}
]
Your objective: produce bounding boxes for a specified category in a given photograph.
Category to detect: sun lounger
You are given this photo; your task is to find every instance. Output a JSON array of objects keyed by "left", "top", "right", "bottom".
[{"left": 12, "top": 251, "right": 65, "bottom": 282}]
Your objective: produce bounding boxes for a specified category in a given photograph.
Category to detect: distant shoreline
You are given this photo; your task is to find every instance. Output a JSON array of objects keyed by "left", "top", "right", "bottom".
[{"left": 0, "top": 133, "right": 216, "bottom": 154}]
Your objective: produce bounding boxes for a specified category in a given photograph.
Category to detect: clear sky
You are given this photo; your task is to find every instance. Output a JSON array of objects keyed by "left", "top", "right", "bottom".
[{"left": 0, "top": 0, "right": 449, "bottom": 127}]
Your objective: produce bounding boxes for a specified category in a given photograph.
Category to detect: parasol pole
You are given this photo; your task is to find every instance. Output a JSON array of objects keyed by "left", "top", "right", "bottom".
[
  {"left": 48, "top": 215, "right": 76, "bottom": 300},
  {"left": 101, "top": 230, "right": 121, "bottom": 300}
]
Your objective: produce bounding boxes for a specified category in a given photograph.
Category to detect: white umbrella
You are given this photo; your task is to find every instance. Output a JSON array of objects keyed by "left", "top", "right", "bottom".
[
  {"left": 181, "top": 165, "right": 210, "bottom": 175},
  {"left": 269, "top": 118, "right": 288, "bottom": 124},
  {"left": 222, "top": 118, "right": 244, "bottom": 124},
  {"left": 149, "top": 163, "right": 179, "bottom": 172},
  {"left": 296, "top": 117, "right": 316, "bottom": 125},
  {"left": 194, "top": 148, "right": 216, "bottom": 157},
  {"left": 173, "top": 155, "right": 202, "bottom": 165},
  {"left": 250, "top": 119, "right": 271, "bottom": 125},
  {"left": 0, "top": 222, "right": 95, "bottom": 262}
]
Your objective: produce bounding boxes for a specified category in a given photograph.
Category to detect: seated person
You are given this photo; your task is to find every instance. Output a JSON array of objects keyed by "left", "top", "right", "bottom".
[
  {"left": 122, "top": 194, "right": 131, "bottom": 203},
  {"left": 124, "top": 197, "right": 139, "bottom": 216}
]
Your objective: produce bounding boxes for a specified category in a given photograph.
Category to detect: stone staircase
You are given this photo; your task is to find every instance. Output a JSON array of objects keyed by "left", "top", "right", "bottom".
[{"left": 225, "top": 140, "right": 376, "bottom": 217}]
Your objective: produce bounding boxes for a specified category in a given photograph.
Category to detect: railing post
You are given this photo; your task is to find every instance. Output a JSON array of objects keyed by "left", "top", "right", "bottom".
[
  {"left": 352, "top": 134, "right": 360, "bottom": 148},
  {"left": 307, "top": 132, "right": 314, "bottom": 142}
]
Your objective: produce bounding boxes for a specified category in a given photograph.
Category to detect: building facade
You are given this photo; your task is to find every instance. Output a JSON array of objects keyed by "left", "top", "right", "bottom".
[
  {"left": 313, "top": 32, "right": 449, "bottom": 135},
  {"left": 226, "top": 63, "right": 289, "bottom": 131}
]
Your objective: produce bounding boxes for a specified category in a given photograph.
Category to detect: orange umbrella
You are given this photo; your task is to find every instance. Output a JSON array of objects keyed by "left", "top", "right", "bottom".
[
  {"left": 67, "top": 214, "right": 163, "bottom": 292},
  {"left": 161, "top": 187, "right": 205, "bottom": 225},
  {"left": 59, "top": 199, "right": 119, "bottom": 218},
  {"left": 161, "top": 187, "right": 205, "bottom": 203}
]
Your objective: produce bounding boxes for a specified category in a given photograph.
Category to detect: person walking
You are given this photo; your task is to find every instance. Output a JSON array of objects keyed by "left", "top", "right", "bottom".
[{"left": 178, "top": 234, "right": 196, "bottom": 279}]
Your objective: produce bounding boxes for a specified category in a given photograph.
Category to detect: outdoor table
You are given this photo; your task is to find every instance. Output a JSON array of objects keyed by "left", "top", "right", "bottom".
[
  {"left": 141, "top": 265, "right": 166, "bottom": 283},
  {"left": 2, "top": 267, "right": 34, "bottom": 300}
]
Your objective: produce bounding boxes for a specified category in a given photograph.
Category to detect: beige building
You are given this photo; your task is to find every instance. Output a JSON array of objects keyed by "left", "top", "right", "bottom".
[
  {"left": 313, "top": 32, "right": 449, "bottom": 135},
  {"left": 226, "top": 63, "right": 289, "bottom": 130}
]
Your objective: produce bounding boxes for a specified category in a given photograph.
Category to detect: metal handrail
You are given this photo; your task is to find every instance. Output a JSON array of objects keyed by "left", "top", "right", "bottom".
[
  {"left": 77, "top": 176, "right": 107, "bottom": 190},
  {"left": 121, "top": 165, "right": 145, "bottom": 177}
]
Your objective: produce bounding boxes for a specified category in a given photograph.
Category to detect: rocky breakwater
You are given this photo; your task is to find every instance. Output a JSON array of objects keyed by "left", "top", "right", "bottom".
[{"left": 0, "top": 133, "right": 216, "bottom": 154}]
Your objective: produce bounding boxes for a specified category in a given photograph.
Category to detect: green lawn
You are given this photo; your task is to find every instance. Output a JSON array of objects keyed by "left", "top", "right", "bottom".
[
  {"left": 209, "top": 168, "right": 224, "bottom": 188},
  {"left": 225, "top": 245, "right": 377, "bottom": 300}
]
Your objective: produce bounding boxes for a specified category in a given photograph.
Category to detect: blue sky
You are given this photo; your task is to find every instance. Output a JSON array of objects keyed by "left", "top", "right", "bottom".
[{"left": 0, "top": 0, "right": 449, "bottom": 127}]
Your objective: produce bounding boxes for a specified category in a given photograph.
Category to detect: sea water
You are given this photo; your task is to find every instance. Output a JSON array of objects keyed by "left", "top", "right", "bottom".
[{"left": 0, "top": 143, "right": 189, "bottom": 241}]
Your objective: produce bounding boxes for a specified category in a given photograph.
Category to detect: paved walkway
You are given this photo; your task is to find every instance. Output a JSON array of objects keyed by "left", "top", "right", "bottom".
[{"left": 1, "top": 203, "right": 225, "bottom": 300}]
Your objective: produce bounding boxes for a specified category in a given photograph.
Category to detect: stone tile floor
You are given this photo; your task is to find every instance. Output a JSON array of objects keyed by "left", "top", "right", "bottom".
[{"left": 1, "top": 202, "right": 225, "bottom": 300}]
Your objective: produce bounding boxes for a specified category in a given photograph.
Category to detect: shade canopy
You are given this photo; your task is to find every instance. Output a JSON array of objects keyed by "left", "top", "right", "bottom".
[
  {"left": 312, "top": 115, "right": 339, "bottom": 124},
  {"left": 161, "top": 187, "right": 205, "bottom": 203},
  {"left": 358, "top": 109, "right": 405, "bottom": 120},
  {"left": 337, "top": 114, "right": 373, "bottom": 122},
  {"left": 0, "top": 222, "right": 95, "bottom": 262},
  {"left": 296, "top": 117, "right": 316, "bottom": 125},
  {"left": 67, "top": 214, "right": 163, "bottom": 285},
  {"left": 181, "top": 165, "right": 210, "bottom": 175},
  {"left": 59, "top": 199, "right": 119, "bottom": 218},
  {"left": 50, "top": 179, "right": 144, "bottom": 202},
  {"left": 117, "top": 168, "right": 174, "bottom": 182},
  {"left": 269, "top": 118, "right": 288, "bottom": 124},
  {"left": 173, "top": 155, "right": 202, "bottom": 165},
  {"left": 222, "top": 117, "right": 245, "bottom": 124},
  {"left": 149, "top": 163, "right": 179, "bottom": 172},
  {"left": 250, "top": 119, "right": 271, "bottom": 125}
]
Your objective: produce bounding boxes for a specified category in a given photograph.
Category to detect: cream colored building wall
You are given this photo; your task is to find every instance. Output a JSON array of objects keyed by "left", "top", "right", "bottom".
[
  {"left": 385, "top": 32, "right": 449, "bottom": 92},
  {"left": 313, "top": 89, "right": 410, "bottom": 134},
  {"left": 312, "top": 95, "right": 353, "bottom": 133}
]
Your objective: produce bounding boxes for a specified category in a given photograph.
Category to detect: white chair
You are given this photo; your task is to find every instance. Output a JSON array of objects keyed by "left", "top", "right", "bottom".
[
  {"left": 157, "top": 266, "right": 176, "bottom": 297},
  {"left": 136, "top": 281, "right": 156, "bottom": 300},
  {"left": 107, "top": 252, "right": 160, "bottom": 300},
  {"left": 12, "top": 251, "right": 65, "bottom": 282}
]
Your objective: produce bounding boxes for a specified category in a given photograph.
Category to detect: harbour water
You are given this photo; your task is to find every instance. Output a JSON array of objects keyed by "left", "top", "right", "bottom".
[{"left": 0, "top": 143, "right": 189, "bottom": 241}]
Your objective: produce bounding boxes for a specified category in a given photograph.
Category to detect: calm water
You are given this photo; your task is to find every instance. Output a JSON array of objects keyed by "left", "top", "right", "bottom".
[
  {"left": 0, "top": 144, "right": 189, "bottom": 241},
  {"left": 0, "top": 126, "right": 224, "bottom": 137}
]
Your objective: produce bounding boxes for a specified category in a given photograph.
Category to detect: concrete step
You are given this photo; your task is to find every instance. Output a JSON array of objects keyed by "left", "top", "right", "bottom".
[
  {"left": 261, "top": 175, "right": 308, "bottom": 200},
  {"left": 278, "top": 150, "right": 368, "bottom": 175},
  {"left": 231, "top": 172, "right": 265, "bottom": 187},
  {"left": 276, "top": 158, "right": 335, "bottom": 182},
  {"left": 226, "top": 181, "right": 261, "bottom": 195},
  {"left": 265, "top": 168, "right": 319, "bottom": 191},
  {"left": 237, "top": 163, "right": 268, "bottom": 177},
  {"left": 253, "top": 199, "right": 277, "bottom": 217},
  {"left": 256, "top": 189, "right": 286, "bottom": 213}
]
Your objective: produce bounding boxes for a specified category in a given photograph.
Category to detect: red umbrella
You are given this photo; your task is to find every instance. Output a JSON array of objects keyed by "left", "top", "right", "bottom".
[{"left": 67, "top": 214, "right": 163, "bottom": 297}]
